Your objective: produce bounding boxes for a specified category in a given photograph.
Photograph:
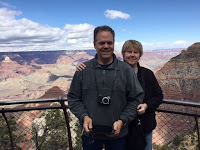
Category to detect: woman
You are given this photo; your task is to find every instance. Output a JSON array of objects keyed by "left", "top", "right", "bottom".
[
  {"left": 76, "top": 40, "right": 163, "bottom": 150},
  {"left": 122, "top": 40, "right": 163, "bottom": 150}
]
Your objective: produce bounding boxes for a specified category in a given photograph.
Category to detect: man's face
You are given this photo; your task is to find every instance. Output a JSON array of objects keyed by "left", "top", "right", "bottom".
[{"left": 94, "top": 31, "right": 114, "bottom": 64}]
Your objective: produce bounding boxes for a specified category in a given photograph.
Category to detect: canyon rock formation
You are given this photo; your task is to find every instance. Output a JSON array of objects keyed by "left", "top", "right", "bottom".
[
  {"left": 0, "top": 49, "right": 182, "bottom": 101},
  {"left": 154, "top": 42, "right": 200, "bottom": 146},
  {"left": 156, "top": 42, "right": 200, "bottom": 102}
]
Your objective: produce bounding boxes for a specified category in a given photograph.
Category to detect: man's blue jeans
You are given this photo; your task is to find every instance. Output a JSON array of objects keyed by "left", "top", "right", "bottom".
[
  {"left": 144, "top": 131, "right": 153, "bottom": 150},
  {"left": 82, "top": 135, "right": 126, "bottom": 150}
]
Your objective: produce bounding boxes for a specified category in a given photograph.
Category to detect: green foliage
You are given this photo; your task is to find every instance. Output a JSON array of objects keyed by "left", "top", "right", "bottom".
[
  {"left": 153, "top": 143, "right": 170, "bottom": 150},
  {"left": 191, "top": 132, "right": 195, "bottom": 145},
  {"left": 74, "top": 120, "right": 82, "bottom": 150},
  {"left": 173, "top": 135, "right": 183, "bottom": 147},
  {"left": 31, "top": 109, "right": 69, "bottom": 150},
  {"left": 180, "top": 148, "right": 187, "bottom": 150},
  {"left": 0, "top": 114, "right": 25, "bottom": 150}
]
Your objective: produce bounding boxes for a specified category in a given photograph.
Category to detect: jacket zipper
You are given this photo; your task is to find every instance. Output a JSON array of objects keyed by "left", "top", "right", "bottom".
[{"left": 102, "top": 70, "right": 105, "bottom": 87}]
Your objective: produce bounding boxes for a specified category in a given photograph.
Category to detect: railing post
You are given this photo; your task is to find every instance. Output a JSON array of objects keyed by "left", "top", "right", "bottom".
[
  {"left": 1, "top": 108, "right": 14, "bottom": 150},
  {"left": 195, "top": 116, "right": 200, "bottom": 150},
  {"left": 59, "top": 96, "right": 73, "bottom": 150}
]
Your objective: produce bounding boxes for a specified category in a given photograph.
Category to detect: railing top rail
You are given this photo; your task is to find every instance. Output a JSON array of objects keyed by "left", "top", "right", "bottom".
[
  {"left": 0, "top": 98, "right": 200, "bottom": 108},
  {"left": 163, "top": 99, "right": 200, "bottom": 108},
  {"left": 0, "top": 97, "right": 68, "bottom": 105}
]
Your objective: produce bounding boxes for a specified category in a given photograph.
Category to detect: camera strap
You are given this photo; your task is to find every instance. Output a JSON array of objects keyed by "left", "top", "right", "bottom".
[{"left": 93, "top": 67, "right": 117, "bottom": 100}]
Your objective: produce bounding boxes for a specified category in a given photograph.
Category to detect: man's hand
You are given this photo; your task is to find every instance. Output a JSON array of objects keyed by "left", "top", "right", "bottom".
[
  {"left": 83, "top": 116, "right": 93, "bottom": 134},
  {"left": 106, "top": 120, "right": 123, "bottom": 137},
  {"left": 137, "top": 103, "right": 148, "bottom": 115}
]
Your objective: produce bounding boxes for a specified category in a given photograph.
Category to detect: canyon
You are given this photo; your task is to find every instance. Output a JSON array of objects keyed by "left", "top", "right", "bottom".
[
  {"left": 0, "top": 48, "right": 183, "bottom": 101},
  {"left": 1, "top": 44, "right": 199, "bottom": 148}
]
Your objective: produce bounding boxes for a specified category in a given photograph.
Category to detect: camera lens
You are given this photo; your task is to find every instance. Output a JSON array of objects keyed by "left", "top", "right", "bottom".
[{"left": 102, "top": 96, "right": 110, "bottom": 104}]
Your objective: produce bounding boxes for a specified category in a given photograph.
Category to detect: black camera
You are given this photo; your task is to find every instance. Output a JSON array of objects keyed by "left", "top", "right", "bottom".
[
  {"left": 90, "top": 125, "right": 114, "bottom": 134},
  {"left": 98, "top": 95, "right": 110, "bottom": 105}
]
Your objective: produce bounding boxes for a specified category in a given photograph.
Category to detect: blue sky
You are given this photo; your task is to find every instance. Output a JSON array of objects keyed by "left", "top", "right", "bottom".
[{"left": 0, "top": 0, "right": 200, "bottom": 52}]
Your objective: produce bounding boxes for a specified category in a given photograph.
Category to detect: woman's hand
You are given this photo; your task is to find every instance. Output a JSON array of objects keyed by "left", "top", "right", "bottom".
[
  {"left": 137, "top": 103, "right": 148, "bottom": 115},
  {"left": 76, "top": 61, "right": 86, "bottom": 71}
]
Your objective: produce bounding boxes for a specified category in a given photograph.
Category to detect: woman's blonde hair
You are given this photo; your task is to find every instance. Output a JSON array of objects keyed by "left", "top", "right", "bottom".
[{"left": 121, "top": 40, "right": 143, "bottom": 57}]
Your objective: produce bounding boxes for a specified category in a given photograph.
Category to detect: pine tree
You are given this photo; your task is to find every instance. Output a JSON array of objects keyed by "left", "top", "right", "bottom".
[
  {"left": 0, "top": 114, "right": 25, "bottom": 150},
  {"left": 31, "top": 108, "right": 69, "bottom": 150}
]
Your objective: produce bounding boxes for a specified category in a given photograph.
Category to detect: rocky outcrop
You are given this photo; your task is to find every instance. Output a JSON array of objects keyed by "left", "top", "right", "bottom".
[
  {"left": 156, "top": 42, "right": 200, "bottom": 101},
  {"left": 154, "top": 42, "right": 200, "bottom": 146},
  {"left": 15, "top": 86, "right": 67, "bottom": 150},
  {"left": 0, "top": 56, "right": 38, "bottom": 79},
  {"left": 140, "top": 48, "right": 183, "bottom": 71},
  {"left": 0, "top": 55, "right": 74, "bottom": 101},
  {"left": 0, "top": 48, "right": 184, "bottom": 102}
]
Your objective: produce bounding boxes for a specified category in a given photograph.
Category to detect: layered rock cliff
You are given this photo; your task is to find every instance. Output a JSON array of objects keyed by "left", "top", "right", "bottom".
[
  {"left": 0, "top": 49, "right": 181, "bottom": 101},
  {"left": 156, "top": 42, "right": 200, "bottom": 102},
  {"left": 154, "top": 42, "right": 200, "bottom": 146},
  {"left": 15, "top": 86, "right": 67, "bottom": 150}
]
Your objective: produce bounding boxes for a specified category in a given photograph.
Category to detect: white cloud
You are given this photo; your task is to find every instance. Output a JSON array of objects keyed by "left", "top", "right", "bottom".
[
  {"left": 172, "top": 40, "right": 187, "bottom": 45},
  {"left": 0, "top": 7, "right": 192, "bottom": 52},
  {"left": 64, "top": 23, "right": 95, "bottom": 39},
  {"left": 104, "top": 10, "right": 131, "bottom": 19},
  {"left": 0, "top": 8, "right": 21, "bottom": 20},
  {"left": 64, "top": 23, "right": 94, "bottom": 33},
  {"left": 121, "top": 28, "right": 131, "bottom": 33},
  {"left": 0, "top": 8, "right": 95, "bottom": 52},
  {"left": 142, "top": 41, "right": 190, "bottom": 50},
  {"left": 114, "top": 41, "right": 191, "bottom": 52},
  {"left": 0, "top": 1, "right": 15, "bottom": 8}
]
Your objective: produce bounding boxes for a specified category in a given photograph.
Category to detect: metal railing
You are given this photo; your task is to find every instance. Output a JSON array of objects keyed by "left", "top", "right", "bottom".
[
  {"left": 0, "top": 97, "right": 72, "bottom": 150},
  {"left": 0, "top": 98, "right": 200, "bottom": 150},
  {"left": 156, "top": 99, "right": 200, "bottom": 150}
]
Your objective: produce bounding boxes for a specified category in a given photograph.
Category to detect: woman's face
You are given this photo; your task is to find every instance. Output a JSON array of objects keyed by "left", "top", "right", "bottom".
[{"left": 123, "top": 47, "right": 140, "bottom": 67}]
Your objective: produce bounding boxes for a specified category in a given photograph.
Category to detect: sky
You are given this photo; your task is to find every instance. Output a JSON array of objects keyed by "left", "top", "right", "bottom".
[{"left": 0, "top": 0, "right": 200, "bottom": 52}]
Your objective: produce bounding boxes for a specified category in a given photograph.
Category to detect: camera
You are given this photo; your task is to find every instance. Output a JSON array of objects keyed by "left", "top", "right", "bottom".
[
  {"left": 98, "top": 95, "right": 110, "bottom": 105},
  {"left": 90, "top": 125, "right": 114, "bottom": 134}
]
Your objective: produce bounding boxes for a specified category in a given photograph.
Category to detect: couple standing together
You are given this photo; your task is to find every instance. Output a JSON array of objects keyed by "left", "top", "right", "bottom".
[{"left": 67, "top": 25, "right": 163, "bottom": 150}]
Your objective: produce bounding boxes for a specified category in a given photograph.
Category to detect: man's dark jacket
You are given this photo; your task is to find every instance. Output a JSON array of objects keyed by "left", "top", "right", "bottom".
[{"left": 67, "top": 54, "right": 144, "bottom": 139}]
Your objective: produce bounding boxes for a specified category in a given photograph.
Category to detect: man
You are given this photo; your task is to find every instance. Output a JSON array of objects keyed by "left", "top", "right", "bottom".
[{"left": 67, "top": 25, "right": 144, "bottom": 150}]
